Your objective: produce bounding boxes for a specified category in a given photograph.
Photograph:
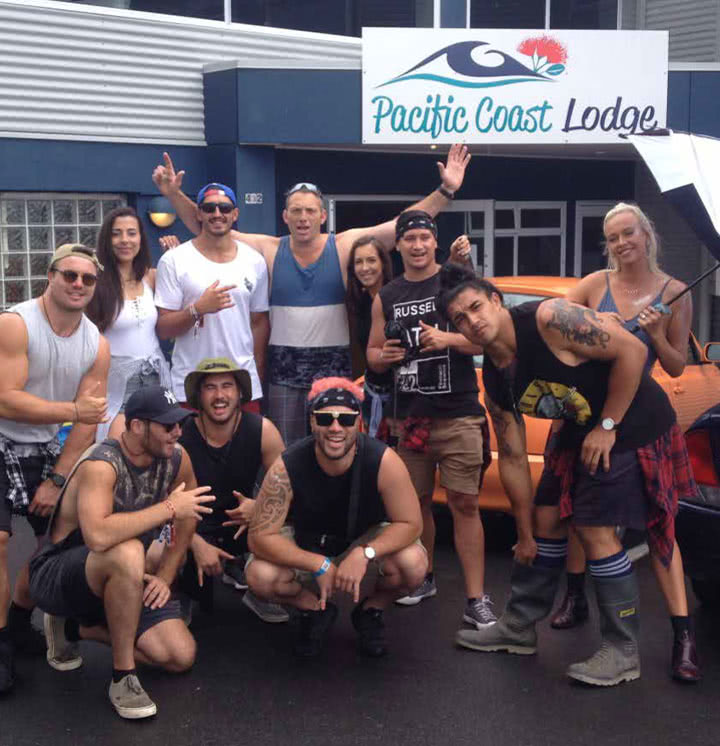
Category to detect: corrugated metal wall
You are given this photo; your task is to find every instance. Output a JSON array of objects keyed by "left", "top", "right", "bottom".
[
  {"left": 643, "top": 0, "right": 719, "bottom": 61},
  {"left": 0, "top": 0, "right": 361, "bottom": 145}
]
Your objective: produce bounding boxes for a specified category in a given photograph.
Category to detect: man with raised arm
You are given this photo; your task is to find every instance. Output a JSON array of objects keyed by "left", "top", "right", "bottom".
[
  {"left": 0, "top": 243, "right": 110, "bottom": 693},
  {"left": 236, "top": 377, "right": 427, "bottom": 658},
  {"left": 152, "top": 146, "right": 470, "bottom": 444},
  {"left": 436, "top": 264, "right": 697, "bottom": 687},
  {"left": 154, "top": 183, "right": 270, "bottom": 412},
  {"left": 29, "top": 385, "right": 215, "bottom": 720}
]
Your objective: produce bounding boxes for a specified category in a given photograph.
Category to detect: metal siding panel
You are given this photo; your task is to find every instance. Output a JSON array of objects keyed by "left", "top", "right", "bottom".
[
  {"left": 0, "top": 0, "right": 361, "bottom": 144},
  {"left": 644, "top": 0, "right": 719, "bottom": 61}
]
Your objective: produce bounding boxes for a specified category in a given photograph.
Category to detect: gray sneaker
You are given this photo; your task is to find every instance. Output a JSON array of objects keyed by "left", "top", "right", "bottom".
[
  {"left": 395, "top": 576, "right": 437, "bottom": 606},
  {"left": 43, "top": 614, "right": 82, "bottom": 671},
  {"left": 463, "top": 595, "right": 497, "bottom": 629},
  {"left": 242, "top": 591, "right": 289, "bottom": 623},
  {"left": 109, "top": 674, "right": 157, "bottom": 719},
  {"left": 222, "top": 560, "right": 248, "bottom": 590},
  {"left": 456, "top": 619, "right": 537, "bottom": 655}
]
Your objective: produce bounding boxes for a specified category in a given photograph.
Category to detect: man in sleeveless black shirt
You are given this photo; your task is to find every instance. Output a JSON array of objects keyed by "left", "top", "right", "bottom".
[
  {"left": 237, "top": 378, "right": 426, "bottom": 658},
  {"left": 179, "top": 358, "right": 287, "bottom": 623},
  {"left": 367, "top": 212, "right": 496, "bottom": 632},
  {"left": 438, "top": 267, "right": 694, "bottom": 687},
  {"left": 28, "top": 386, "right": 215, "bottom": 719}
]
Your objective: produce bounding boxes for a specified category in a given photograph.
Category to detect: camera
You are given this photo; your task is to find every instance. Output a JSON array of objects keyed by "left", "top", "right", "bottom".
[{"left": 384, "top": 319, "right": 419, "bottom": 357}]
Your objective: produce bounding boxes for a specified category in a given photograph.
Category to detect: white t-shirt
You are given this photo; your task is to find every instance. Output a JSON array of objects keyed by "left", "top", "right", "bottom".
[{"left": 154, "top": 239, "right": 269, "bottom": 401}]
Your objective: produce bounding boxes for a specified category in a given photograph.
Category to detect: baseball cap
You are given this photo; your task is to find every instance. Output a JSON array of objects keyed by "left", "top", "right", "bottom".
[
  {"left": 125, "top": 385, "right": 194, "bottom": 426},
  {"left": 197, "top": 183, "right": 237, "bottom": 207},
  {"left": 184, "top": 358, "right": 252, "bottom": 409},
  {"left": 49, "top": 243, "right": 104, "bottom": 272}
]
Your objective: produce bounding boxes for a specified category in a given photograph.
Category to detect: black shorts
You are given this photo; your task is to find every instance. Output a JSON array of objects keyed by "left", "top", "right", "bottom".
[
  {"left": 0, "top": 454, "right": 50, "bottom": 537},
  {"left": 29, "top": 540, "right": 182, "bottom": 638},
  {"left": 535, "top": 448, "right": 648, "bottom": 530}
]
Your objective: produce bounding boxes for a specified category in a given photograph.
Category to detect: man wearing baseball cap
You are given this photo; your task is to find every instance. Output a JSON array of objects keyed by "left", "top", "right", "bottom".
[
  {"left": 155, "top": 181, "right": 270, "bottom": 413},
  {"left": 0, "top": 243, "right": 110, "bottom": 693},
  {"left": 178, "top": 358, "right": 288, "bottom": 623},
  {"left": 29, "top": 385, "right": 215, "bottom": 720}
]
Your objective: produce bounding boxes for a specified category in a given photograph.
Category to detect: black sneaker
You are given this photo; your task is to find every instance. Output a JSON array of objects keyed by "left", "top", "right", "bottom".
[
  {"left": 351, "top": 600, "right": 388, "bottom": 658},
  {"left": 0, "top": 636, "right": 14, "bottom": 693},
  {"left": 292, "top": 603, "right": 338, "bottom": 658}
]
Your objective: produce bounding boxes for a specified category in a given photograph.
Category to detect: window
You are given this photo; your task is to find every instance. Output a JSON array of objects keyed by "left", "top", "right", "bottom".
[
  {"left": 470, "top": 0, "right": 546, "bottom": 29},
  {"left": 0, "top": 194, "right": 125, "bottom": 308},
  {"left": 470, "top": 0, "right": 621, "bottom": 30},
  {"left": 62, "top": 1, "right": 224, "bottom": 21},
  {"left": 550, "top": 0, "right": 617, "bottom": 29}
]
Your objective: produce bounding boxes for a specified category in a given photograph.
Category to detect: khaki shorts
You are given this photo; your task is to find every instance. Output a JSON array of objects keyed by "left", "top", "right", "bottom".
[
  {"left": 395, "top": 415, "right": 486, "bottom": 500},
  {"left": 246, "top": 523, "right": 425, "bottom": 583}
]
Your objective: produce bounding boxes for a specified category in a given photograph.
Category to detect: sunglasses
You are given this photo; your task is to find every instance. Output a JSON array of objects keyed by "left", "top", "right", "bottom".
[
  {"left": 286, "top": 182, "right": 321, "bottom": 196},
  {"left": 313, "top": 411, "right": 359, "bottom": 427},
  {"left": 51, "top": 268, "right": 98, "bottom": 287},
  {"left": 146, "top": 420, "right": 181, "bottom": 433},
  {"left": 199, "top": 202, "right": 235, "bottom": 214}
]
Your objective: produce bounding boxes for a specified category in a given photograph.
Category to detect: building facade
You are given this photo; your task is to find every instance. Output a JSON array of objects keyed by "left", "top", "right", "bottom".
[{"left": 1, "top": 0, "right": 719, "bottom": 337}]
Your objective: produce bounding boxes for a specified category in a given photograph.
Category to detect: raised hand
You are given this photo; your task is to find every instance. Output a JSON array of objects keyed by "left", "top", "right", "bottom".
[
  {"left": 449, "top": 234, "right": 472, "bottom": 264},
  {"left": 419, "top": 319, "right": 450, "bottom": 353},
  {"left": 195, "top": 280, "right": 237, "bottom": 315},
  {"left": 159, "top": 235, "right": 180, "bottom": 252},
  {"left": 75, "top": 380, "right": 108, "bottom": 424},
  {"left": 437, "top": 143, "right": 471, "bottom": 194},
  {"left": 167, "top": 482, "right": 215, "bottom": 521},
  {"left": 152, "top": 152, "right": 185, "bottom": 196}
]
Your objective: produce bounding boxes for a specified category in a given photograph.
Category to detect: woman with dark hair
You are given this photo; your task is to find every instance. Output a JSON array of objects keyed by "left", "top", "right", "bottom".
[
  {"left": 86, "top": 206, "right": 170, "bottom": 439},
  {"left": 346, "top": 235, "right": 393, "bottom": 437}
]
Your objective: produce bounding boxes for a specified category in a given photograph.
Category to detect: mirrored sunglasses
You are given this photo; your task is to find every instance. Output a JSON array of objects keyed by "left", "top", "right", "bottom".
[
  {"left": 286, "top": 182, "right": 321, "bottom": 196},
  {"left": 51, "top": 268, "right": 98, "bottom": 287},
  {"left": 199, "top": 202, "right": 235, "bottom": 214},
  {"left": 313, "top": 411, "right": 359, "bottom": 427}
]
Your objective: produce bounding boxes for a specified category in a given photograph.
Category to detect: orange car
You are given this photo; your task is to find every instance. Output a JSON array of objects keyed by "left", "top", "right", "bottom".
[{"left": 431, "top": 276, "right": 720, "bottom": 512}]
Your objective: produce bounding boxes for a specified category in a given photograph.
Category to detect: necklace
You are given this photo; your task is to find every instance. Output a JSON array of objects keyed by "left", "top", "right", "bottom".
[
  {"left": 41, "top": 295, "right": 81, "bottom": 338},
  {"left": 197, "top": 408, "right": 241, "bottom": 466}
]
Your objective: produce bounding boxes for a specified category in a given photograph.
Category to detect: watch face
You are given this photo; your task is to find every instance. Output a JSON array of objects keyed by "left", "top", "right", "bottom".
[
  {"left": 601, "top": 418, "right": 615, "bottom": 431},
  {"left": 49, "top": 473, "right": 65, "bottom": 487},
  {"left": 363, "top": 546, "right": 376, "bottom": 560}
]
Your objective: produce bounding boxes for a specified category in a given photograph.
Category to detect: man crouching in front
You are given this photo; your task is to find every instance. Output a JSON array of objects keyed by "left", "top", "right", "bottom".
[
  {"left": 240, "top": 377, "right": 427, "bottom": 658},
  {"left": 29, "top": 385, "right": 214, "bottom": 719}
]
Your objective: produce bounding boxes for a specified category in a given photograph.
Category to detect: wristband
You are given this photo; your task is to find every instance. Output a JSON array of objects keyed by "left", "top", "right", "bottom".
[
  {"left": 188, "top": 303, "right": 201, "bottom": 337},
  {"left": 438, "top": 185, "right": 455, "bottom": 200},
  {"left": 312, "top": 557, "right": 332, "bottom": 577}
]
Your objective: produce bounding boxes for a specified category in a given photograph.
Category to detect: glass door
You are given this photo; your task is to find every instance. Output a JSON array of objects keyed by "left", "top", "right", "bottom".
[{"left": 574, "top": 202, "right": 615, "bottom": 276}]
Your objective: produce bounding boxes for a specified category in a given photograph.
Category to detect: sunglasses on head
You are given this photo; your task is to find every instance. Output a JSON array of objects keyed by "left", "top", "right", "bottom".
[
  {"left": 51, "top": 268, "right": 98, "bottom": 287},
  {"left": 199, "top": 202, "right": 235, "bottom": 214},
  {"left": 313, "top": 411, "right": 359, "bottom": 427},
  {"left": 286, "top": 182, "right": 321, "bottom": 196}
]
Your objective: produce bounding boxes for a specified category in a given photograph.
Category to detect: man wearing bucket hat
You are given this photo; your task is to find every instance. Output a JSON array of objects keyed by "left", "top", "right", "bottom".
[
  {"left": 29, "top": 384, "right": 215, "bottom": 719},
  {"left": 0, "top": 243, "right": 110, "bottom": 693},
  {"left": 179, "top": 358, "right": 287, "bottom": 623},
  {"left": 154, "top": 182, "right": 269, "bottom": 412}
]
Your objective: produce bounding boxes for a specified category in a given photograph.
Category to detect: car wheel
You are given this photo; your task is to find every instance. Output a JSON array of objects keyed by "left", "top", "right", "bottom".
[{"left": 690, "top": 577, "right": 720, "bottom": 609}]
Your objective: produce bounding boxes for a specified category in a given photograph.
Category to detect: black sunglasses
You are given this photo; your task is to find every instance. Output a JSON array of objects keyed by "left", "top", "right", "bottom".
[
  {"left": 313, "top": 411, "right": 359, "bottom": 427},
  {"left": 145, "top": 419, "right": 181, "bottom": 433},
  {"left": 51, "top": 268, "right": 98, "bottom": 287},
  {"left": 199, "top": 202, "right": 235, "bottom": 214}
]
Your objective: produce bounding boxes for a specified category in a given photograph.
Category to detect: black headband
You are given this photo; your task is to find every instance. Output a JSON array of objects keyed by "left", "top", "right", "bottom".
[
  {"left": 310, "top": 387, "right": 361, "bottom": 413},
  {"left": 396, "top": 211, "right": 438, "bottom": 241}
]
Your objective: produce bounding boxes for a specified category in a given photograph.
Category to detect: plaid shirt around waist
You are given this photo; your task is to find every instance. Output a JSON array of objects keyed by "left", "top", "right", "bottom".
[{"left": 0, "top": 432, "right": 62, "bottom": 513}]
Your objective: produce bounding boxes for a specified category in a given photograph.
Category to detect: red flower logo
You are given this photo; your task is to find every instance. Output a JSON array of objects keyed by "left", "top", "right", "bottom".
[{"left": 517, "top": 36, "right": 568, "bottom": 76}]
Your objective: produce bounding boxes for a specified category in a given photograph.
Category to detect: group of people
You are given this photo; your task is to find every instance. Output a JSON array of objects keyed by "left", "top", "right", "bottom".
[{"left": 0, "top": 142, "right": 704, "bottom": 721}]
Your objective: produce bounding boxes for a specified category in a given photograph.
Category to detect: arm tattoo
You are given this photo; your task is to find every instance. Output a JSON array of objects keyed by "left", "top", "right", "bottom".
[
  {"left": 546, "top": 299, "right": 610, "bottom": 349},
  {"left": 249, "top": 461, "right": 292, "bottom": 535},
  {"left": 486, "top": 397, "right": 515, "bottom": 458}
]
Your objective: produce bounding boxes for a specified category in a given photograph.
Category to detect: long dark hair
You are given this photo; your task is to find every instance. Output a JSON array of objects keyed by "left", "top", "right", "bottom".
[
  {"left": 86, "top": 207, "right": 151, "bottom": 331},
  {"left": 436, "top": 263, "right": 503, "bottom": 321},
  {"left": 346, "top": 235, "right": 392, "bottom": 315}
]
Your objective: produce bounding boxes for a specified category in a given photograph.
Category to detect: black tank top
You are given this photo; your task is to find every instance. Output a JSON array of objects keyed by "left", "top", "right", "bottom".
[
  {"left": 379, "top": 271, "right": 482, "bottom": 418},
  {"left": 180, "top": 412, "right": 263, "bottom": 534},
  {"left": 283, "top": 433, "right": 387, "bottom": 552},
  {"left": 483, "top": 302, "right": 675, "bottom": 451}
]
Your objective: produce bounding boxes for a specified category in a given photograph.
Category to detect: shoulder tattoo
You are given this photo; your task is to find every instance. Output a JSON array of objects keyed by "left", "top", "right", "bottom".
[
  {"left": 545, "top": 299, "right": 610, "bottom": 349},
  {"left": 249, "top": 460, "right": 292, "bottom": 535}
]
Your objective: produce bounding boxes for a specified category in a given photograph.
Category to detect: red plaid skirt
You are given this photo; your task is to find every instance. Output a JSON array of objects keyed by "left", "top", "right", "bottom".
[{"left": 545, "top": 423, "right": 697, "bottom": 568}]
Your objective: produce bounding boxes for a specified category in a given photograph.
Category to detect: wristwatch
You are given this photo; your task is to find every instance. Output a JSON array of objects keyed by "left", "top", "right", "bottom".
[
  {"left": 362, "top": 545, "right": 376, "bottom": 560},
  {"left": 600, "top": 417, "right": 617, "bottom": 432},
  {"left": 48, "top": 472, "right": 66, "bottom": 488}
]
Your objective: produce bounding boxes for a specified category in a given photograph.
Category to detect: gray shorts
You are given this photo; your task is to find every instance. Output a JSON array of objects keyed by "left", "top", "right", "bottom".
[{"left": 29, "top": 541, "right": 181, "bottom": 638}]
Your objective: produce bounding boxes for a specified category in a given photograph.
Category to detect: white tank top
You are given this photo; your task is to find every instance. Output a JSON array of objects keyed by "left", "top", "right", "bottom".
[
  {"left": 103, "top": 282, "right": 160, "bottom": 360},
  {"left": 0, "top": 299, "right": 100, "bottom": 444}
]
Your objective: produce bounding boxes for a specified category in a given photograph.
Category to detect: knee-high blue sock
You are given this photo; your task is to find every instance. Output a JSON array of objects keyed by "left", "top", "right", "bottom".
[
  {"left": 532, "top": 537, "right": 568, "bottom": 569},
  {"left": 588, "top": 550, "right": 633, "bottom": 579}
]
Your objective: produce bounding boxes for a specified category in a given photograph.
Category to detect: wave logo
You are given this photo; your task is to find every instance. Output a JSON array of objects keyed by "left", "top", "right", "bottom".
[{"left": 378, "top": 36, "right": 568, "bottom": 90}]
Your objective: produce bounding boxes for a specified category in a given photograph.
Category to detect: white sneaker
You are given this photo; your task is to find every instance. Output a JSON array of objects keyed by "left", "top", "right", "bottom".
[
  {"left": 43, "top": 614, "right": 82, "bottom": 671},
  {"left": 395, "top": 577, "right": 437, "bottom": 606},
  {"left": 109, "top": 674, "right": 157, "bottom": 719}
]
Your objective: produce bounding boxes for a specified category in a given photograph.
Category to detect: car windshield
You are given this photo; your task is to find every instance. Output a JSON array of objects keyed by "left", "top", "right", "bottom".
[{"left": 473, "top": 291, "right": 549, "bottom": 369}]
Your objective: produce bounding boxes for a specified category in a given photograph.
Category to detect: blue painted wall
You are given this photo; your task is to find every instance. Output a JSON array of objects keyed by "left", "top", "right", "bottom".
[
  {"left": 440, "top": 0, "right": 467, "bottom": 28},
  {"left": 667, "top": 71, "right": 720, "bottom": 138}
]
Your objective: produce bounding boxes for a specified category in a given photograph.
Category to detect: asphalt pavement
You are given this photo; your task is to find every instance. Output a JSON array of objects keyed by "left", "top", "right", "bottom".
[{"left": 3, "top": 512, "right": 719, "bottom": 746}]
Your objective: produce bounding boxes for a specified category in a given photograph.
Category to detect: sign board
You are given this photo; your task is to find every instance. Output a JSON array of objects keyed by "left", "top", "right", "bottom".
[{"left": 362, "top": 29, "right": 668, "bottom": 144}]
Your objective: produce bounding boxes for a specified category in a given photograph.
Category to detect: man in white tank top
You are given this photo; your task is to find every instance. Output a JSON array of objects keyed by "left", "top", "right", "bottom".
[{"left": 0, "top": 244, "right": 110, "bottom": 693}]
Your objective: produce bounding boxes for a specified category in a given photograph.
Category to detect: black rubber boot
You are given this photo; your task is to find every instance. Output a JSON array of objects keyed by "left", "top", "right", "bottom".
[
  {"left": 456, "top": 561, "right": 563, "bottom": 654},
  {"left": 566, "top": 572, "right": 641, "bottom": 686}
]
